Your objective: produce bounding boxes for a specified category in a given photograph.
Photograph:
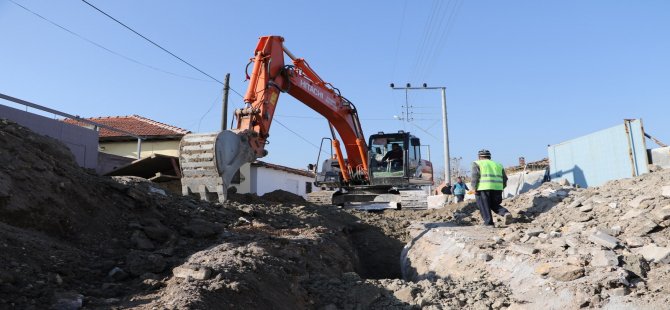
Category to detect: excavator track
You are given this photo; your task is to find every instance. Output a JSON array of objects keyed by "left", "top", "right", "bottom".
[
  {"left": 306, "top": 190, "right": 338, "bottom": 205},
  {"left": 306, "top": 187, "right": 428, "bottom": 210},
  {"left": 398, "top": 189, "right": 429, "bottom": 209}
]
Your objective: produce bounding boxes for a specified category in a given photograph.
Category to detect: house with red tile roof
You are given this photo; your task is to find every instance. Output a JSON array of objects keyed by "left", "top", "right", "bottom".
[
  {"left": 64, "top": 115, "right": 317, "bottom": 197},
  {"left": 64, "top": 115, "right": 190, "bottom": 159}
]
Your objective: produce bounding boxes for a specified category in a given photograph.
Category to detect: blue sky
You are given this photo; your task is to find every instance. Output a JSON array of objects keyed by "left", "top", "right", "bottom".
[{"left": 1, "top": 1, "right": 668, "bottom": 175}]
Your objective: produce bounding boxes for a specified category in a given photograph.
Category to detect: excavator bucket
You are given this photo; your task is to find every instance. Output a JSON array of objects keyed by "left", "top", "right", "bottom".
[{"left": 179, "top": 130, "right": 256, "bottom": 203}]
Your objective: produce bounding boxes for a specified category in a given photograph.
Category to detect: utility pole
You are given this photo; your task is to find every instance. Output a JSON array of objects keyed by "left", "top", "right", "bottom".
[
  {"left": 390, "top": 83, "right": 451, "bottom": 185},
  {"left": 422, "top": 144, "right": 432, "bottom": 193},
  {"left": 221, "top": 73, "right": 230, "bottom": 130}
]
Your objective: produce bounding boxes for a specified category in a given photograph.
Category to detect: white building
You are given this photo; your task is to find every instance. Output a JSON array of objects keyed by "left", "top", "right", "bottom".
[{"left": 232, "top": 160, "right": 318, "bottom": 198}]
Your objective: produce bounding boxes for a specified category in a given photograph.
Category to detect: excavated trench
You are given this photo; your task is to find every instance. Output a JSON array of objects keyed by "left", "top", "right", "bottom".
[{"left": 346, "top": 223, "right": 405, "bottom": 279}]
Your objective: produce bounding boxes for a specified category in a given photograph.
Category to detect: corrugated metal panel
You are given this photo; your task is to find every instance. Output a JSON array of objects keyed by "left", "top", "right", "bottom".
[{"left": 548, "top": 119, "right": 648, "bottom": 188}]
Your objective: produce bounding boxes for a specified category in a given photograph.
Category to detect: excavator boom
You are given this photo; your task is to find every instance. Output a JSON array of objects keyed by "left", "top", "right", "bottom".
[{"left": 238, "top": 36, "right": 369, "bottom": 180}]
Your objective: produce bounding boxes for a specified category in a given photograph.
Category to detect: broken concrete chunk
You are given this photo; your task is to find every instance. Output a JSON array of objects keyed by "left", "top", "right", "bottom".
[
  {"left": 591, "top": 250, "right": 619, "bottom": 267},
  {"left": 621, "top": 208, "right": 646, "bottom": 221},
  {"left": 609, "top": 287, "right": 629, "bottom": 296},
  {"left": 551, "top": 238, "right": 567, "bottom": 248},
  {"left": 511, "top": 244, "right": 538, "bottom": 255},
  {"left": 549, "top": 265, "right": 585, "bottom": 281},
  {"left": 564, "top": 222, "right": 586, "bottom": 235},
  {"left": 575, "top": 213, "right": 593, "bottom": 223},
  {"left": 608, "top": 202, "right": 618, "bottom": 209},
  {"left": 477, "top": 253, "right": 493, "bottom": 262},
  {"left": 549, "top": 231, "right": 562, "bottom": 238},
  {"left": 593, "top": 226, "right": 616, "bottom": 236},
  {"left": 173, "top": 265, "right": 213, "bottom": 280},
  {"left": 635, "top": 244, "right": 670, "bottom": 264},
  {"left": 629, "top": 195, "right": 654, "bottom": 208},
  {"left": 393, "top": 286, "right": 415, "bottom": 303},
  {"left": 662, "top": 186, "right": 670, "bottom": 198},
  {"left": 627, "top": 216, "right": 658, "bottom": 237},
  {"left": 579, "top": 204, "right": 593, "bottom": 212},
  {"left": 567, "top": 197, "right": 585, "bottom": 208},
  {"left": 652, "top": 205, "right": 670, "bottom": 222},
  {"left": 565, "top": 236, "right": 580, "bottom": 248},
  {"left": 534, "top": 263, "right": 552, "bottom": 275},
  {"left": 566, "top": 255, "right": 584, "bottom": 266},
  {"left": 526, "top": 228, "right": 544, "bottom": 237},
  {"left": 588, "top": 232, "right": 619, "bottom": 249},
  {"left": 622, "top": 254, "right": 649, "bottom": 277},
  {"left": 625, "top": 236, "right": 646, "bottom": 248}
]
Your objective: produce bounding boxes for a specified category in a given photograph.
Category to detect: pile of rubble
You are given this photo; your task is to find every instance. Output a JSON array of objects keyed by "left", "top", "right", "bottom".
[{"left": 403, "top": 168, "right": 670, "bottom": 308}]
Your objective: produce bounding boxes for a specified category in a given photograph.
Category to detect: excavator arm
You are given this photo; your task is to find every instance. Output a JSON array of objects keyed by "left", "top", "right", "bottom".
[
  {"left": 179, "top": 35, "right": 371, "bottom": 203},
  {"left": 235, "top": 35, "right": 369, "bottom": 183}
]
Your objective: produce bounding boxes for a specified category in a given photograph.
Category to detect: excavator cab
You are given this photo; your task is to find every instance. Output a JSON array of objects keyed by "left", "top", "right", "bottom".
[
  {"left": 308, "top": 130, "right": 433, "bottom": 209},
  {"left": 368, "top": 131, "right": 433, "bottom": 187}
]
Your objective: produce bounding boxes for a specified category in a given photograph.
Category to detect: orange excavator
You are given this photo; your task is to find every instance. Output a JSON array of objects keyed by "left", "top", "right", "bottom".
[{"left": 179, "top": 35, "right": 433, "bottom": 208}]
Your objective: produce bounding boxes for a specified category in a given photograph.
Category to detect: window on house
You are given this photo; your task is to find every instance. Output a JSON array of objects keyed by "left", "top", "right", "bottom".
[{"left": 306, "top": 182, "right": 312, "bottom": 193}]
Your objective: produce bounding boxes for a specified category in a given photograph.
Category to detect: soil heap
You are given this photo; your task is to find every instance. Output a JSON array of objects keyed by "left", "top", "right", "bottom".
[{"left": 0, "top": 119, "right": 506, "bottom": 309}]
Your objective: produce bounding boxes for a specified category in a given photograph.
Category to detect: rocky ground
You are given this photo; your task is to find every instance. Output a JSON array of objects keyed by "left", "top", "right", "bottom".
[
  {"left": 403, "top": 167, "right": 670, "bottom": 309},
  {"left": 2, "top": 118, "right": 670, "bottom": 309}
]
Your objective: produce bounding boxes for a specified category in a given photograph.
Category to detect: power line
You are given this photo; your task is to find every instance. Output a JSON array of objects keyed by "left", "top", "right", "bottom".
[
  {"left": 390, "top": 0, "right": 408, "bottom": 81},
  {"left": 196, "top": 89, "right": 223, "bottom": 132},
  {"left": 424, "top": 0, "right": 464, "bottom": 78},
  {"left": 229, "top": 87, "right": 244, "bottom": 98},
  {"left": 7, "top": 0, "right": 211, "bottom": 82},
  {"left": 275, "top": 114, "right": 399, "bottom": 121},
  {"left": 415, "top": 0, "right": 451, "bottom": 78},
  {"left": 414, "top": 0, "right": 451, "bottom": 79},
  {"left": 78, "top": 0, "right": 247, "bottom": 115},
  {"left": 274, "top": 118, "right": 329, "bottom": 156},
  {"left": 78, "top": 0, "right": 327, "bottom": 153},
  {"left": 411, "top": 0, "right": 443, "bottom": 80},
  {"left": 80, "top": 0, "right": 224, "bottom": 84}
]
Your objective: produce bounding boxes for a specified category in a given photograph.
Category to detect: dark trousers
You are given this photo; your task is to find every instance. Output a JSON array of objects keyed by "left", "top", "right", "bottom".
[
  {"left": 475, "top": 190, "right": 508, "bottom": 225},
  {"left": 455, "top": 194, "right": 465, "bottom": 202}
]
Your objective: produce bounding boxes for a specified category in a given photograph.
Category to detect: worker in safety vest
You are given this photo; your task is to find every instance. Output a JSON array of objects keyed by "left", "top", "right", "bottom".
[{"left": 471, "top": 149, "right": 513, "bottom": 226}]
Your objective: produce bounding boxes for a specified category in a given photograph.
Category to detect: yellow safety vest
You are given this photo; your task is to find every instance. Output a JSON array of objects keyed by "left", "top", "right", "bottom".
[{"left": 475, "top": 160, "right": 504, "bottom": 190}]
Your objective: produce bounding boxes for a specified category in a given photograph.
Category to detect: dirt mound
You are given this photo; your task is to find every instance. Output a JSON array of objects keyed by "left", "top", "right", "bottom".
[
  {"left": 261, "top": 189, "right": 306, "bottom": 203},
  {"left": 1, "top": 119, "right": 457, "bottom": 309}
]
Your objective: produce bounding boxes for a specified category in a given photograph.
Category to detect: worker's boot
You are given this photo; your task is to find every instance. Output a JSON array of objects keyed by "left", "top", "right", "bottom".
[{"left": 503, "top": 212, "right": 514, "bottom": 225}]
